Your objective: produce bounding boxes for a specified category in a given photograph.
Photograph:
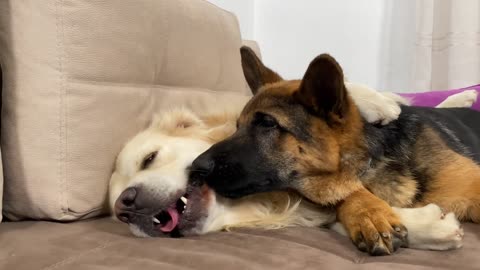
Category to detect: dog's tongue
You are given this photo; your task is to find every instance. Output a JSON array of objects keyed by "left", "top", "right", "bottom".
[{"left": 160, "top": 207, "right": 179, "bottom": 233}]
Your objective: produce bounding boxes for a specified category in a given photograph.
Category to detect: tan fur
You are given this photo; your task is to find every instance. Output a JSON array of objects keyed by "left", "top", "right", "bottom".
[
  {"left": 416, "top": 152, "right": 480, "bottom": 222},
  {"left": 290, "top": 86, "right": 372, "bottom": 206},
  {"left": 110, "top": 47, "right": 473, "bottom": 252},
  {"left": 111, "top": 105, "right": 465, "bottom": 250},
  {"left": 237, "top": 77, "right": 408, "bottom": 255},
  {"left": 153, "top": 108, "right": 239, "bottom": 144},
  {"left": 368, "top": 176, "right": 418, "bottom": 207},
  {"left": 233, "top": 49, "right": 476, "bottom": 255},
  {"left": 337, "top": 187, "right": 405, "bottom": 254},
  {"left": 282, "top": 125, "right": 340, "bottom": 175},
  {"left": 198, "top": 112, "right": 328, "bottom": 231},
  {"left": 221, "top": 192, "right": 333, "bottom": 231},
  {"left": 240, "top": 82, "right": 369, "bottom": 206}
]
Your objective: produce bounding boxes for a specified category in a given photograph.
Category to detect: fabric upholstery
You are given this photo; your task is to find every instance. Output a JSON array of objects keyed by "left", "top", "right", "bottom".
[
  {"left": 0, "top": 0, "right": 250, "bottom": 221},
  {"left": 1, "top": 218, "right": 479, "bottom": 270}
]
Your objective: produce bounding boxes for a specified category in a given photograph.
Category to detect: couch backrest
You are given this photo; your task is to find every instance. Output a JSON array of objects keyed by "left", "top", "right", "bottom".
[{"left": 0, "top": 0, "right": 251, "bottom": 220}]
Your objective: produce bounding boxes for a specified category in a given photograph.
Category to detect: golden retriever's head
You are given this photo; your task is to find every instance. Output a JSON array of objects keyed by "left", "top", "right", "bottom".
[{"left": 109, "top": 109, "right": 234, "bottom": 237}]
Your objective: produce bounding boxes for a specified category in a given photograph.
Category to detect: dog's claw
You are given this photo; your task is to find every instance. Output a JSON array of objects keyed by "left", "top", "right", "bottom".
[
  {"left": 349, "top": 214, "right": 408, "bottom": 255},
  {"left": 357, "top": 242, "right": 368, "bottom": 252},
  {"left": 371, "top": 244, "right": 390, "bottom": 256}
]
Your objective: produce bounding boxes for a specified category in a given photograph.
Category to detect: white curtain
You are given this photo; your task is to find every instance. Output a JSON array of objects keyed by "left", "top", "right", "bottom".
[{"left": 414, "top": 0, "right": 480, "bottom": 90}]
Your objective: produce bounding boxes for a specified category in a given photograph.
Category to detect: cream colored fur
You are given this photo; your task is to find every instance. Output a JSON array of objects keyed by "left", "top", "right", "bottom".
[
  {"left": 110, "top": 84, "right": 465, "bottom": 250},
  {"left": 436, "top": 89, "right": 478, "bottom": 108},
  {"left": 378, "top": 89, "right": 478, "bottom": 109}
]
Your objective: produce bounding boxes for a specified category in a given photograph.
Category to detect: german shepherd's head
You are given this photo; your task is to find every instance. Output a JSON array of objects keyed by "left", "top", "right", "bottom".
[{"left": 190, "top": 47, "right": 367, "bottom": 205}]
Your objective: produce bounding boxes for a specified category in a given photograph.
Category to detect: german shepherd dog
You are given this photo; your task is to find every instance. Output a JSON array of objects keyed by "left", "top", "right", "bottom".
[{"left": 190, "top": 47, "right": 480, "bottom": 256}]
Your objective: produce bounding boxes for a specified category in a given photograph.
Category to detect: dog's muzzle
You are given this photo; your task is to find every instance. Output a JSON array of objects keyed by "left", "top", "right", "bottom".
[{"left": 189, "top": 155, "right": 214, "bottom": 187}]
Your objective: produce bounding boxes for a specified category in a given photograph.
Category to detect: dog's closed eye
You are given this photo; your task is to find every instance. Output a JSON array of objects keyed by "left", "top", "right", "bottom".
[
  {"left": 254, "top": 112, "right": 279, "bottom": 129},
  {"left": 141, "top": 151, "right": 158, "bottom": 170}
]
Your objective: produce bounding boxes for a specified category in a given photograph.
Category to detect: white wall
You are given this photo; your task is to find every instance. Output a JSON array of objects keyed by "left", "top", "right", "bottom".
[
  {"left": 255, "top": 0, "right": 385, "bottom": 88},
  {"left": 208, "top": 0, "right": 416, "bottom": 91}
]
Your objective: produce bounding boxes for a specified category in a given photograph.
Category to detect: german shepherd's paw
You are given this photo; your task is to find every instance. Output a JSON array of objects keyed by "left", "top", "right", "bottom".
[
  {"left": 393, "top": 204, "right": 464, "bottom": 250},
  {"left": 348, "top": 211, "right": 407, "bottom": 256},
  {"left": 337, "top": 188, "right": 408, "bottom": 256}
]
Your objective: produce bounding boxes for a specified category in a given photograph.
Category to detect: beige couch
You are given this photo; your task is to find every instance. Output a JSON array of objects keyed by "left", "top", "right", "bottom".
[{"left": 0, "top": 1, "right": 479, "bottom": 269}]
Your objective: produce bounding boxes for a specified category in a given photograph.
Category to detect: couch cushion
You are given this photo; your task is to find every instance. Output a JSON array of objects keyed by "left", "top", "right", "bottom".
[
  {"left": 0, "top": 219, "right": 479, "bottom": 270},
  {"left": 0, "top": 0, "right": 249, "bottom": 220}
]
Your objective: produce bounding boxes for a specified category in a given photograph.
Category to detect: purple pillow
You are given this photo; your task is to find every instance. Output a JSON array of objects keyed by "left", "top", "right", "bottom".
[{"left": 396, "top": 84, "right": 480, "bottom": 111}]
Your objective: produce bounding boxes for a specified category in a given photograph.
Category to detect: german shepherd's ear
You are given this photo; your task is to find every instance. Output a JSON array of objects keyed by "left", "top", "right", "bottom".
[
  {"left": 240, "top": 46, "right": 283, "bottom": 95},
  {"left": 294, "top": 54, "right": 349, "bottom": 121}
]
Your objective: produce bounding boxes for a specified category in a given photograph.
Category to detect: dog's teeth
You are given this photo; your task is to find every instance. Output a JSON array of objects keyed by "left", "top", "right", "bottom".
[
  {"left": 153, "top": 217, "right": 160, "bottom": 224},
  {"left": 180, "top": 196, "right": 188, "bottom": 204}
]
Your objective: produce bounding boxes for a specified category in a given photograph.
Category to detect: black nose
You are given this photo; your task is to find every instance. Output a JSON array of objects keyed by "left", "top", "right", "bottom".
[
  {"left": 190, "top": 154, "right": 215, "bottom": 182},
  {"left": 114, "top": 187, "right": 137, "bottom": 223}
]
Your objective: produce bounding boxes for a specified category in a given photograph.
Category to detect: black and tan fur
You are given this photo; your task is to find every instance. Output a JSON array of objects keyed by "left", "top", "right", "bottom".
[{"left": 190, "top": 47, "right": 480, "bottom": 256}]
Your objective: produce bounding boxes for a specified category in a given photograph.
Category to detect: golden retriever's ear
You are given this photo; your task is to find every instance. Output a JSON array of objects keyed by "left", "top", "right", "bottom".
[
  {"left": 150, "top": 109, "right": 204, "bottom": 132},
  {"left": 294, "top": 54, "right": 349, "bottom": 121},
  {"left": 205, "top": 121, "right": 237, "bottom": 143},
  {"left": 240, "top": 46, "right": 283, "bottom": 95}
]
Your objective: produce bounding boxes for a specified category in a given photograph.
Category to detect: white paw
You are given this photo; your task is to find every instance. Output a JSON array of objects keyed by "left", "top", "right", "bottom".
[
  {"left": 361, "top": 96, "right": 401, "bottom": 125},
  {"left": 436, "top": 90, "right": 478, "bottom": 108},
  {"left": 460, "top": 90, "right": 478, "bottom": 107},
  {"left": 346, "top": 82, "right": 402, "bottom": 125},
  {"left": 394, "top": 204, "right": 464, "bottom": 251}
]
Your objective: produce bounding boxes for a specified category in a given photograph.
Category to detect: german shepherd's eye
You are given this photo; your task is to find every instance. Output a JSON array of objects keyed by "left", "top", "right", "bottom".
[
  {"left": 141, "top": 151, "right": 157, "bottom": 170},
  {"left": 254, "top": 112, "right": 279, "bottom": 129}
]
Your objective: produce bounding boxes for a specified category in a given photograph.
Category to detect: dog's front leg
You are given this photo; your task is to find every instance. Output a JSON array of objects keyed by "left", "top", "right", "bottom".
[
  {"left": 336, "top": 186, "right": 408, "bottom": 256},
  {"left": 331, "top": 203, "right": 464, "bottom": 251}
]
